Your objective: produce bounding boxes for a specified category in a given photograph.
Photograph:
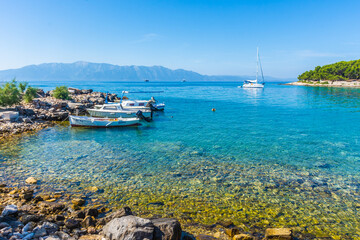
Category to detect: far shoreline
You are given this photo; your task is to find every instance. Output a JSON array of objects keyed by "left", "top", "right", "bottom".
[{"left": 284, "top": 80, "right": 360, "bottom": 88}]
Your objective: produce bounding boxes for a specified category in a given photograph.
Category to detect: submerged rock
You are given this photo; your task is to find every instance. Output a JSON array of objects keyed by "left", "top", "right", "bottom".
[
  {"left": 103, "top": 215, "right": 154, "bottom": 240},
  {"left": 265, "top": 228, "right": 292, "bottom": 239},
  {"left": 25, "top": 177, "right": 38, "bottom": 184}
]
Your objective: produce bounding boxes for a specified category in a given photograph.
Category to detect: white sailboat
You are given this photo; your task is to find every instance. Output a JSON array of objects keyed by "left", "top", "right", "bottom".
[{"left": 240, "top": 47, "right": 265, "bottom": 88}]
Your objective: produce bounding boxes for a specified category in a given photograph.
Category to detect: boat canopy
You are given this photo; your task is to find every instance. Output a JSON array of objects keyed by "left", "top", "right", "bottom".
[{"left": 244, "top": 80, "right": 258, "bottom": 83}]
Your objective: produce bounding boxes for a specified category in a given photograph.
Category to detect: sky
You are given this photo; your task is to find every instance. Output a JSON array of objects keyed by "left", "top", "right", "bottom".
[{"left": 0, "top": 0, "right": 360, "bottom": 78}]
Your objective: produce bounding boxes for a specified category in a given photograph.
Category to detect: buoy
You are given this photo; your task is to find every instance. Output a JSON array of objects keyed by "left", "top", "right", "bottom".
[{"left": 212, "top": 108, "right": 216, "bottom": 112}]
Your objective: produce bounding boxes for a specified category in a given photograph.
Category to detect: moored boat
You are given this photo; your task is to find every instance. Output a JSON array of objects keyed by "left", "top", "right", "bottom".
[
  {"left": 69, "top": 115, "right": 141, "bottom": 128},
  {"left": 86, "top": 103, "right": 152, "bottom": 118},
  {"left": 239, "top": 47, "right": 265, "bottom": 89}
]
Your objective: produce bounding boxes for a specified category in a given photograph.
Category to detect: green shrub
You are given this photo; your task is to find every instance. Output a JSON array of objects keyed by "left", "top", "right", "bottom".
[
  {"left": 23, "top": 86, "right": 38, "bottom": 103},
  {"left": 18, "top": 82, "right": 28, "bottom": 93},
  {"left": 52, "top": 86, "right": 70, "bottom": 100},
  {"left": 0, "top": 79, "right": 21, "bottom": 107}
]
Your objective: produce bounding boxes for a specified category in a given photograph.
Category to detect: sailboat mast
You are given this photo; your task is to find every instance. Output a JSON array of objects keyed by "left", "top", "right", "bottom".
[{"left": 256, "top": 47, "right": 259, "bottom": 82}]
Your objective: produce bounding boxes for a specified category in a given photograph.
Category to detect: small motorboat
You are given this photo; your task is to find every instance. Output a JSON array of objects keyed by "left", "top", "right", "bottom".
[
  {"left": 120, "top": 92, "right": 165, "bottom": 111},
  {"left": 86, "top": 103, "right": 152, "bottom": 118},
  {"left": 69, "top": 115, "right": 141, "bottom": 128}
]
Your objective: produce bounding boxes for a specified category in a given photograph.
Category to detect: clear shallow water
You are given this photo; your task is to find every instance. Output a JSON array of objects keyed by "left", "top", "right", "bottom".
[{"left": 2, "top": 81, "right": 360, "bottom": 239}]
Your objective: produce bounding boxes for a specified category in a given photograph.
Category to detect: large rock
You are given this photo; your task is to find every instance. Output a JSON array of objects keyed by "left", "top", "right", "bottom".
[
  {"left": 265, "top": 228, "right": 292, "bottom": 240},
  {"left": 103, "top": 215, "right": 154, "bottom": 240},
  {"left": 1, "top": 205, "right": 18, "bottom": 217},
  {"left": 152, "top": 218, "right": 182, "bottom": 240}
]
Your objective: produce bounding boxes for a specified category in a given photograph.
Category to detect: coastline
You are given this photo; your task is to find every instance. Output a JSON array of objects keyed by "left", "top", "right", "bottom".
[
  {"left": 285, "top": 80, "right": 360, "bottom": 88},
  {"left": 0, "top": 181, "right": 293, "bottom": 240}
]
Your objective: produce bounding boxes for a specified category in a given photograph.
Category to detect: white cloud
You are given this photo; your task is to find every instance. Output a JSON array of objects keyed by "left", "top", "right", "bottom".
[
  {"left": 134, "top": 33, "right": 160, "bottom": 43},
  {"left": 296, "top": 50, "right": 340, "bottom": 58}
]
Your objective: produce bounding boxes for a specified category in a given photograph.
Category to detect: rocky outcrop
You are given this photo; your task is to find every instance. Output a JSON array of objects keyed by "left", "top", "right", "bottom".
[{"left": 0, "top": 87, "right": 121, "bottom": 139}]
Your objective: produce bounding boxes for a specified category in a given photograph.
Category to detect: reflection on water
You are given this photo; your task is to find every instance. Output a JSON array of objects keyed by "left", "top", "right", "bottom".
[{"left": 2, "top": 82, "right": 360, "bottom": 239}]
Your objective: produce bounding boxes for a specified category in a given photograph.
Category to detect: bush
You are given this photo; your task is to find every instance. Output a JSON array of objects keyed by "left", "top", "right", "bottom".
[
  {"left": 18, "top": 82, "right": 28, "bottom": 93},
  {"left": 23, "top": 86, "right": 38, "bottom": 103},
  {"left": 0, "top": 79, "right": 21, "bottom": 107},
  {"left": 52, "top": 86, "right": 70, "bottom": 100}
]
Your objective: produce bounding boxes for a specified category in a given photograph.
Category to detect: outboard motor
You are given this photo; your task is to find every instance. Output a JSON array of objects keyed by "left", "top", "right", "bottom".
[{"left": 136, "top": 110, "right": 152, "bottom": 122}]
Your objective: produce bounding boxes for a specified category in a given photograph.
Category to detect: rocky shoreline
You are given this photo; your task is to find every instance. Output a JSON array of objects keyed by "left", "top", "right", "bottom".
[
  {"left": 285, "top": 80, "right": 360, "bottom": 88},
  {"left": 0, "top": 179, "right": 293, "bottom": 240},
  {"left": 0, "top": 88, "right": 120, "bottom": 140}
]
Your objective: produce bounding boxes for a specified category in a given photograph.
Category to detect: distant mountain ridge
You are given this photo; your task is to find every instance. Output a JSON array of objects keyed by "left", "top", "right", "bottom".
[{"left": 0, "top": 61, "right": 280, "bottom": 82}]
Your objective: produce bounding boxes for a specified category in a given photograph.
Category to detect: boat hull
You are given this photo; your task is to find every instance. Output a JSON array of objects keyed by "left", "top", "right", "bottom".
[
  {"left": 241, "top": 83, "right": 264, "bottom": 88},
  {"left": 69, "top": 116, "right": 141, "bottom": 128},
  {"left": 86, "top": 109, "right": 152, "bottom": 118}
]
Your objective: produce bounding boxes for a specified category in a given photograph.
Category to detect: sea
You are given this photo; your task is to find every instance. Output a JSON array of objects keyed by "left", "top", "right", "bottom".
[{"left": 1, "top": 81, "right": 360, "bottom": 239}]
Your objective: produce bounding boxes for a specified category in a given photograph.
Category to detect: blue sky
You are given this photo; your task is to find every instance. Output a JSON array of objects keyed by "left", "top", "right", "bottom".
[{"left": 0, "top": 0, "right": 359, "bottom": 78}]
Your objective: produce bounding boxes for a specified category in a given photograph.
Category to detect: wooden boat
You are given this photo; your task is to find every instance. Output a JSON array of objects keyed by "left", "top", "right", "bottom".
[{"left": 69, "top": 115, "right": 141, "bottom": 128}]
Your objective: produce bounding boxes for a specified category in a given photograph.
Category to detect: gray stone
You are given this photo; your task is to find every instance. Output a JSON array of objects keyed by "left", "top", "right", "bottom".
[
  {"left": 22, "top": 222, "right": 35, "bottom": 233},
  {"left": 42, "top": 221, "right": 59, "bottom": 234},
  {"left": 65, "top": 218, "right": 80, "bottom": 229},
  {"left": 1, "top": 205, "right": 18, "bottom": 217},
  {"left": 152, "top": 218, "right": 181, "bottom": 240},
  {"left": 0, "top": 222, "right": 10, "bottom": 229},
  {"left": 103, "top": 215, "right": 154, "bottom": 240},
  {"left": 22, "top": 232, "right": 34, "bottom": 240},
  {"left": 105, "top": 207, "right": 132, "bottom": 222},
  {"left": 34, "top": 226, "right": 47, "bottom": 238},
  {"left": 20, "top": 214, "right": 41, "bottom": 224}
]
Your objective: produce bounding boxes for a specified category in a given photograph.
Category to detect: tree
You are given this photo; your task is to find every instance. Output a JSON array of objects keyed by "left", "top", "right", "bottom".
[
  {"left": 23, "top": 86, "right": 38, "bottom": 103},
  {"left": 52, "top": 86, "right": 70, "bottom": 100},
  {"left": 0, "top": 79, "right": 21, "bottom": 107}
]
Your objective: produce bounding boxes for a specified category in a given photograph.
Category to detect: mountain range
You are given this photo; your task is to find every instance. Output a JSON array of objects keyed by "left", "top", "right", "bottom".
[{"left": 0, "top": 61, "right": 284, "bottom": 82}]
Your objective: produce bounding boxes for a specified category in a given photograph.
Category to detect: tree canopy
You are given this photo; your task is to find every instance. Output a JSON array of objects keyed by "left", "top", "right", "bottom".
[{"left": 298, "top": 59, "right": 360, "bottom": 81}]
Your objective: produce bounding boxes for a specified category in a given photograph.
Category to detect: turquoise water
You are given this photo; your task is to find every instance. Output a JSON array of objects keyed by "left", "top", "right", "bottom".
[{"left": 2, "top": 81, "right": 360, "bottom": 239}]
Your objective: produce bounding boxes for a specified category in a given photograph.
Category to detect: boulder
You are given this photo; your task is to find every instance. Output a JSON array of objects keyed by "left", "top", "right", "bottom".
[
  {"left": 103, "top": 215, "right": 154, "bottom": 240},
  {"left": 265, "top": 228, "right": 292, "bottom": 240},
  {"left": 152, "top": 218, "right": 182, "bottom": 240},
  {"left": 1, "top": 205, "right": 18, "bottom": 217}
]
